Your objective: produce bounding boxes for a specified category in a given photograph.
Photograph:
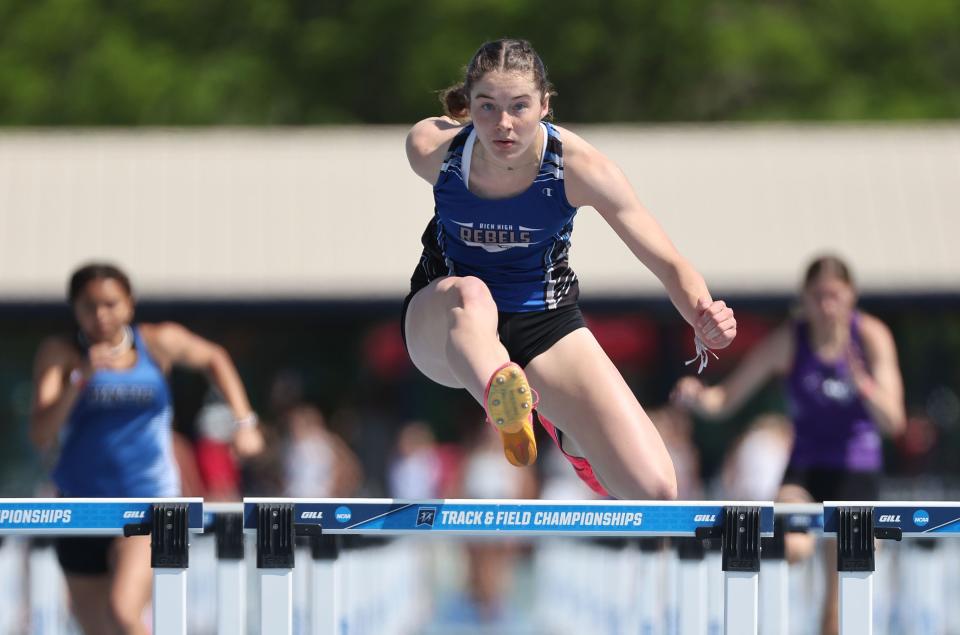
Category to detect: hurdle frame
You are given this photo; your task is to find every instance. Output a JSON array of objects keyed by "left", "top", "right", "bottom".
[
  {"left": 243, "top": 497, "right": 774, "bottom": 635},
  {"left": 824, "top": 500, "right": 960, "bottom": 635},
  {"left": 0, "top": 498, "right": 204, "bottom": 635}
]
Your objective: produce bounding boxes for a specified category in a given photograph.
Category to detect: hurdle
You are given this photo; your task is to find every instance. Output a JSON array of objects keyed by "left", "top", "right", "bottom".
[
  {"left": 823, "top": 501, "right": 960, "bottom": 635},
  {"left": 762, "top": 503, "right": 824, "bottom": 634},
  {"left": 0, "top": 498, "right": 204, "bottom": 635},
  {"left": 243, "top": 498, "right": 774, "bottom": 635},
  {"left": 203, "top": 502, "right": 247, "bottom": 635}
]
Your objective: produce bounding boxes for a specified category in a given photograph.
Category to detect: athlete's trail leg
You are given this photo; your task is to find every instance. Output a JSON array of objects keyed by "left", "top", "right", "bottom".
[{"left": 525, "top": 328, "right": 677, "bottom": 499}]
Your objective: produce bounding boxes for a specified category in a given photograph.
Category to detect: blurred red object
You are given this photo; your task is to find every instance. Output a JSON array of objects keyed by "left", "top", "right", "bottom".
[
  {"left": 362, "top": 321, "right": 411, "bottom": 379},
  {"left": 195, "top": 438, "right": 240, "bottom": 500},
  {"left": 585, "top": 315, "right": 659, "bottom": 367}
]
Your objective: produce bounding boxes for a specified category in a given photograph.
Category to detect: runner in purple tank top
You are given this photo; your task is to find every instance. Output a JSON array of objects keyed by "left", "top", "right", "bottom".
[{"left": 671, "top": 255, "right": 905, "bottom": 635}]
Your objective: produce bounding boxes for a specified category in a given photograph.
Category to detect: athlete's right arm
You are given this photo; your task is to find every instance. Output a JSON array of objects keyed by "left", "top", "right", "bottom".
[
  {"left": 405, "top": 117, "right": 463, "bottom": 184},
  {"left": 30, "top": 338, "right": 85, "bottom": 451},
  {"left": 672, "top": 324, "right": 793, "bottom": 420}
]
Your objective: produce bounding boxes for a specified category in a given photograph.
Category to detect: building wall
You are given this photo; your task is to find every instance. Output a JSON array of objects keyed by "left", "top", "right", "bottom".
[{"left": 2, "top": 124, "right": 958, "bottom": 299}]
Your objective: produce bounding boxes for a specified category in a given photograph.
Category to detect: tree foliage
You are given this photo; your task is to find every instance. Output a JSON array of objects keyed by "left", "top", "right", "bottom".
[{"left": 1, "top": 0, "right": 958, "bottom": 124}]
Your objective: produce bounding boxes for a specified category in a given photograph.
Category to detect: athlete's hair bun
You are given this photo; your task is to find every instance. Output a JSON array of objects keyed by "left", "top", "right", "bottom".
[{"left": 440, "top": 83, "right": 470, "bottom": 122}]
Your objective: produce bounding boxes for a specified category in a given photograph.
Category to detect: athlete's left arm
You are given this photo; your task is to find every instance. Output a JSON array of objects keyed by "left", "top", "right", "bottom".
[
  {"left": 852, "top": 314, "right": 906, "bottom": 437},
  {"left": 561, "top": 128, "right": 736, "bottom": 350},
  {"left": 142, "top": 322, "right": 264, "bottom": 456}
]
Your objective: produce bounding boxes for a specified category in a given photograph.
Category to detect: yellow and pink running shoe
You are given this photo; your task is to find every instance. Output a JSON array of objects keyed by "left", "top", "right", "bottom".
[{"left": 483, "top": 362, "right": 538, "bottom": 467}]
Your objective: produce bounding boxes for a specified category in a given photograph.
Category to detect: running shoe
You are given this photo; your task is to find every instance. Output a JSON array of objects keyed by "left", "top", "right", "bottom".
[
  {"left": 536, "top": 411, "right": 609, "bottom": 496},
  {"left": 483, "top": 362, "right": 538, "bottom": 467}
]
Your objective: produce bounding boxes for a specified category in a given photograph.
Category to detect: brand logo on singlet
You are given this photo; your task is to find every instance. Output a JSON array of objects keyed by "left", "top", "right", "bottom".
[
  {"left": 878, "top": 515, "right": 901, "bottom": 523},
  {"left": 542, "top": 187, "right": 553, "bottom": 197},
  {"left": 450, "top": 220, "right": 540, "bottom": 252},
  {"left": 913, "top": 510, "right": 930, "bottom": 527}
]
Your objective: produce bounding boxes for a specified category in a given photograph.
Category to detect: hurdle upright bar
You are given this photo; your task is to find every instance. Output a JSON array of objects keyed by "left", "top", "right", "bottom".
[
  {"left": 0, "top": 498, "right": 204, "bottom": 635},
  {"left": 824, "top": 501, "right": 960, "bottom": 635},
  {"left": 204, "top": 502, "right": 247, "bottom": 635},
  {"left": 244, "top": 498, "right": 774, "bottom": 635},
  {"left": 766, "top": 503, "right": 824, "bottom": 635}
]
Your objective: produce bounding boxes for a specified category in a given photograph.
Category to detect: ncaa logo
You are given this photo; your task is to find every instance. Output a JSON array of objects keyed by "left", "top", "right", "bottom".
[
  {"left": 335, "top": 506, "right": 352, "bottom": 523},
  {"left": 913, "top": 510, "right": 930, "bottom": 527}
]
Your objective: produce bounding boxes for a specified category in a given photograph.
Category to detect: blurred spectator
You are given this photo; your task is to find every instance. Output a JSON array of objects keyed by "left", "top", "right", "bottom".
[
  {"left": 435, "top": 424, "right": 538, "bottom": 627},
  {"left": 171, "top": 430, "right": 206, "bottom": 498},
  {"left": 388, "top": 420, "right": 443, "bottom": 499},
  {"left": 282, "top": 404, "right": 363, "bottom": 498},
  {"left": 894, "top": 410, "right": 942, "bottom": 476},
  {"left": 717, "top": 413, "right": 793, "bottom": 501},
  {"left": 460, "top": 425, "right": 539, "bottom": 501},
  {"left": 193, "top": 390, "right": 243, "bottom": 500}
]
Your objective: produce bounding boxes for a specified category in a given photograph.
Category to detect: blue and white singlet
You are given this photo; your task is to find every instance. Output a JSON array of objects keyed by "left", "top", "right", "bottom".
[
  {"left": 412, "top": 121, "right": 580, "bottom": 312},
  {"left": 52, "top": 325, "right": 180, "bottom": 497}
]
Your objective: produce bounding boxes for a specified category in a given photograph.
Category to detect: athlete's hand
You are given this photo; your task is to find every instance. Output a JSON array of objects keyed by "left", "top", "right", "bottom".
[
  {"left": 233, "top": 424, "right": 265, "bottom": 458},
  {"left": 694, "top": 298, "right": 737, "bottom": 350},
  {"left": 671, "top": 376, "right": 706, "bottom": 409}
]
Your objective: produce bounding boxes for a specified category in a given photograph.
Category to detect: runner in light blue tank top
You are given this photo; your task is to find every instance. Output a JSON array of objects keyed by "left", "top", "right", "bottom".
[
  {"left": 29, "top": 262, "right": 264, "bottom": 634},
  {"left": 53, "top": 325, "right": 179, "bottom": 497}
]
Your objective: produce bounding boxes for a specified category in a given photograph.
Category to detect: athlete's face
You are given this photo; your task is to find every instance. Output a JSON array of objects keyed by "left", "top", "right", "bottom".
[
  {"left": 469, "top": 71, "right": 549, "bottom": 164},
  {"left": 803, "top": 274, "right": 855, "bottom": 328},
  {"left": 72, "top": 278, "right": 134, "bottom": 343}
]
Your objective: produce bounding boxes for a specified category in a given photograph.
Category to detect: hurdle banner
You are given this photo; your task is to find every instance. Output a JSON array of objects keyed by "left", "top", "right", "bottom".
[
  {"left": 242, "top": 498, "right": 775, "bottom": 537},
  {"left": 0, "top": 498, "right": 204, "bottom": 535},
  {"left": 823, "top": 501, "right": 960, "bottom": 537},
  {"left": 822, "top": 501, "right": 960, "bottom": 635},
  {"left": 244, "top": 498, "right": 774, "bottom": 635},
  {"left": 0, "top": 498, "right": 204, "bottom": 635}
]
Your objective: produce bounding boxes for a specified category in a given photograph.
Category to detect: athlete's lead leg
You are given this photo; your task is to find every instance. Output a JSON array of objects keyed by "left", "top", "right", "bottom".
[{"left": 404, "top": 276, "right": 537, "bottom": 465}]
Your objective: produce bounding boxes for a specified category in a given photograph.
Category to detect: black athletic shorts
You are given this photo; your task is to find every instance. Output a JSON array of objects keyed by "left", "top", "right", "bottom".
[
  {"left": 781, "top": 466, "right": 880, "bottom": 503},
  {"left": 55, "top": 536, "right": 115, "bottom": 575},
  {"left": 401, "top": 289, "right": 587, "bottom": 369}
]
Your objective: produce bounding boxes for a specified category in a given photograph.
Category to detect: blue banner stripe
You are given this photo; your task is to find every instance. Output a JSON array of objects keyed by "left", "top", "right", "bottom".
[
  {"left": 823, "top": 505, "right": 960, "bottom": 536},
  {"left": 242, "top": 500, "right": 775, "bottom": 537},
  {"left": 0, "top": 500, "right": 204, "bottom": 534}
]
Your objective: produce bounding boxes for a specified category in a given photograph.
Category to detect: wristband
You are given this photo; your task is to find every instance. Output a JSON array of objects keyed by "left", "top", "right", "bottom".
[{"left": 235, "top": 412, "right": 259, "bottom": 429}]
